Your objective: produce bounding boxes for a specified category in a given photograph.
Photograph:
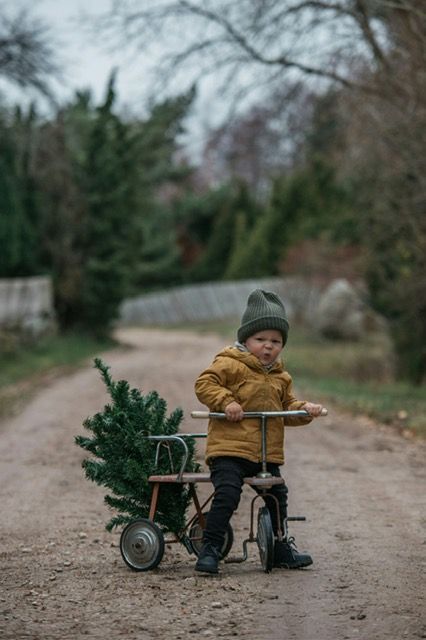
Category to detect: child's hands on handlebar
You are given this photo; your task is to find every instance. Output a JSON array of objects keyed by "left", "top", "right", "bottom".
[
  {"left": 302, "top": 402, "right": 325, "bottom": 417},
  {"left": 224, "top": 401, "right": 326, "bottom": 421},
  {"left": 225, "top": 401, "right": 245, "bottom": 422}
]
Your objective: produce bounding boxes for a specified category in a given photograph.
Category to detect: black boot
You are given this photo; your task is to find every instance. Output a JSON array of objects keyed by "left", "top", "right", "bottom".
[
  {"left": 273, "top": 537, "right": 313, "bottom": 569},
  {"left": 195, "top": 542, "right": 220, "bottom": 574}
]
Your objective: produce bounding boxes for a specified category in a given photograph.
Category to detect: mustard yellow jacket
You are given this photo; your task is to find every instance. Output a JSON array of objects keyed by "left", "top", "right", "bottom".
[{"left": 194, "top": 346, "right": 312, "bottom": 465}]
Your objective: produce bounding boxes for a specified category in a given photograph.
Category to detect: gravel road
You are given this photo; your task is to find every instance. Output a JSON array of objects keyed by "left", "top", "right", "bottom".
[{"left": 1, "top": 328, "right": 425, "bottom": 640}]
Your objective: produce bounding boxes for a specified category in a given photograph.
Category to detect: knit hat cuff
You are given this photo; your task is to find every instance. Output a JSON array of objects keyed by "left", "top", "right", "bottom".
[{"left": 237, "top": 316, "right": 289, "bottom": 344}]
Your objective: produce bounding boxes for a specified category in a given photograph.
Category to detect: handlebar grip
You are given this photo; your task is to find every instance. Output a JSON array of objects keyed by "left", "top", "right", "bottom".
[{"left": 191, "top": 411, "right": 210, "bottom": 419}]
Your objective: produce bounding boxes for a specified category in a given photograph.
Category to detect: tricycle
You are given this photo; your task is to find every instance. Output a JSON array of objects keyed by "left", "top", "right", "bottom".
[{"left": 119, "top": 408, "right": 327, "bottom": 573}]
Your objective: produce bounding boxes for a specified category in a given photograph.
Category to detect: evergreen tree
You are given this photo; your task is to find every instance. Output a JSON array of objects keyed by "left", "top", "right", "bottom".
[
  {"left": 75, "top": 359, "right": 200, "bottom": 533},
  {"left": 188, "top": 182, "right": 259, "bottom": 282},
  {"left": 225, "top": 206, "right": 279, "bottom": 278},
  {"left": 132, "top": 88, "right": 196, "bottom": 290},
  {"left": 75, "top": 77, "right": 142, "bottom": 336},
  {"left": 34, "top": 79, "right": 195, "bottom": 335},
  {"left": 222, "top": 210, "right": 250, "bottom": 279},
  {"left": 224, "top": 160, "right": 355, "bottom": 280},
  {"left": 0, "top": 105, "right": 43, "bottom": 277},
  {"left": 0, "top": 116, "right": 26, "bottom": 276},
  {"left": 137, "top": 205, "right": 182, "bottom": 289},
  {"left": 190, "top": 197, "right": 237, "bottom": 281},
  {"left": 364, "top": 176, "right": 426, "bottom": 384},
  {"left": 31, "top": 97, "right": 90, "bottom": 327},
  {"left": 136, "top": 89, "right": 195, "bottom": 190},
  {"left": 173, "top": 184, "right": 233, "bottom": 273},
  {"left": 16, "top": 105, "right": 45, "bottom": 273}
]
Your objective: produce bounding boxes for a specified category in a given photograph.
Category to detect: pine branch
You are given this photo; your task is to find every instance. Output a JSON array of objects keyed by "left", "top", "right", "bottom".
[{"left": 75, "top": 358, "right": 199, "bottom": 534}]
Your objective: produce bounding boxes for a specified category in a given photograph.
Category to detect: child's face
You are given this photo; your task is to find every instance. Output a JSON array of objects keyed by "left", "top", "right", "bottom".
[{"left": 244, "top": 330, "right": 283, "bottom": 366}]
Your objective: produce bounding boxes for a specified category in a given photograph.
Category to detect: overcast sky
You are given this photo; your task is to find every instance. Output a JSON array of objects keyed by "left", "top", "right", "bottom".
[
  {"left": 6, "top": 0, "right": 150, "bottom": 107},
  {"left": 0, "top": 0, "right": 225, "bottom": 158}
]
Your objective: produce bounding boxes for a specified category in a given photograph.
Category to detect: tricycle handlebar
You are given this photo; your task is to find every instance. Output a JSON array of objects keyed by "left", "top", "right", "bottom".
[{"left": 191, "top": 409, "right": 328, "bottom": 419}]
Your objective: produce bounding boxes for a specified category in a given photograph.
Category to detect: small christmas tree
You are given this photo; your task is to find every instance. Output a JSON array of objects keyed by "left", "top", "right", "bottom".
[{"left": 75, "top": 358, "right": 199, "bottom": 534}]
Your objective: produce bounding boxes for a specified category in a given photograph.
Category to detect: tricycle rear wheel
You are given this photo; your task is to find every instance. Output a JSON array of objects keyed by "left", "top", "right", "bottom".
[{"left": 120, "top": 518, "right": 165, "bottom": 571}]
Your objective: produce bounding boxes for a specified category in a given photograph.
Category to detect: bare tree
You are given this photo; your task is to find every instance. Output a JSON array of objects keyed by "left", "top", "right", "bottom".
[
  {"left": 0, "top": 7, "right": 59, "bottom": 97},
  {"left": 99, "top": 0, "right": 423, "bottom": 101},
  {"left": 200, "top": 82, "right": 316, "bottom": 193},
  {"left": 330, "top": 5, "right": 426, "bottom": 382}
]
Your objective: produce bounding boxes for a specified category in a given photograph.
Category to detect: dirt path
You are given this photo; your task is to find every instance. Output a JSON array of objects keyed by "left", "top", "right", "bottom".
[{"left": 1, "top": 328, "right": 425, "bottom": 640}]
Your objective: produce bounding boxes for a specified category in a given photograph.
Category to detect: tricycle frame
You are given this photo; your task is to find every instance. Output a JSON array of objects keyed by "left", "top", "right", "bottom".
[{"left": 119, "top": 410, "right": 322, "bottom": 573}]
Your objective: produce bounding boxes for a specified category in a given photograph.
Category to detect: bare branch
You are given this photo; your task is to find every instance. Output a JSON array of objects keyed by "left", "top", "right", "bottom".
[
  {"left": 352, "top": 0, "right": 389, "bottom": 66},
  {"left": 378, "top": 0, "right": 426, "bottom": 20},
  {"left": 0, "top": 9, "right": 59, "bottom": 97},
  {"left": 178, "top": 2, "right": 342, "bottom": 72},
  {"left": 97, "top": 0, "right": 422, "bottom": 104}
]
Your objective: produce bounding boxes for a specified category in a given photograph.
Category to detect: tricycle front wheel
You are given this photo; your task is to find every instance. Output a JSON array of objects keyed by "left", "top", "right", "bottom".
[
  {"left": 120, "top": 518, "right": 165, "bottom": 571},
  {"left": 257, "top": 507, "right": 274, "bottom": 573}
]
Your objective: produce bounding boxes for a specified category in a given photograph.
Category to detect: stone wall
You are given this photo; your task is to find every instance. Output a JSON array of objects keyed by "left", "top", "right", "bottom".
[
  {"left": 119, "top": 276, "right": 384, "bottom": 341},
  {"left": 119, "top": 277, "right": 325, "bottom": 327},
  {"left": 0, "top": 276, "right": 56, "bottom": 341}
]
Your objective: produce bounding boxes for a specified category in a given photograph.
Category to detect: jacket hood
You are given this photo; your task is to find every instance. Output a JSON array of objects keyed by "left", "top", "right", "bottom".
[{"left": 215, "top": 346, "right": 284, "bottom": 373}]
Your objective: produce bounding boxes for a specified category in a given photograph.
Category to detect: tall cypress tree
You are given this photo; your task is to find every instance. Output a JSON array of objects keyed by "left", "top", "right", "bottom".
[
  {"left": 0, "top": 119, "right": 25, "bottom": 276},
  {"left": 188, "top": 181, "right": 260, "bottom": 282},
  {"left": 0, "top": 105, "right": 43, "bottom": 277},
  {"left": 75, "top": 77, "right": 142, "bottom": 336},
  {"left": 42, "top": 80, "right": 195, "bottom": 334},
  {"left": 134, "top": 89, "right": 195, "bottom": 290}
]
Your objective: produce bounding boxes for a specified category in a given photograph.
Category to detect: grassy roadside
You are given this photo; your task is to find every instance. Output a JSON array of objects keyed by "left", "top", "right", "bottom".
[
  {"left": 187, "top": 320, "right": 426, "bottom": 438},
  {"left": 285, "top": 329, "right": 426, "bottom": 438},
  {"left": 0, "top": 333, "right": 117, "bottom": 418},
  {"left": 294, "top": 376, "right": 425, "bottom": 437}
]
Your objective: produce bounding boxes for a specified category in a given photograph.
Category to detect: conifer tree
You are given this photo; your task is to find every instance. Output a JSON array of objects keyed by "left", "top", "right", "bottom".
[
  {"left": 0, "top": 118, "right": 26, "bottom": 276},
  {"left": 188, "top": 182, "right": 259, "bottom": 282},
  {"left": 76, "top": 77, "right": 141, "bottom": 337},
  {"left": 0, "top": 105, "right": 43, "bottom": 277},
  {"left": 189, "top": 196, "right": 236, "bottom": 281},
  {"left": 225, "top": 207, "right": 278, "bottom": 278},
  {"left": 223, "top": 210, "right": 254, "bottom": 280},
  {"left": 75, "top": 359, "right": 199, "bottom": 534}
]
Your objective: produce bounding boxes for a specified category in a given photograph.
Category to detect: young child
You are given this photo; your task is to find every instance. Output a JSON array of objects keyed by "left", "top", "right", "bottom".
[{"left": 194, "top": 289, "right": 324, "bottom": 574}]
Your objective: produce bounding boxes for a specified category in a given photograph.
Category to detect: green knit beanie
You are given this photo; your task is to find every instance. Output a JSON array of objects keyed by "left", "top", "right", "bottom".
[{"left": 237, "top": 289, "right": 289, "bottom": 344}]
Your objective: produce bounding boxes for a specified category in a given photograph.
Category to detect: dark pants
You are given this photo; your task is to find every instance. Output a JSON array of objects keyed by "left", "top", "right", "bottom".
[{"left": 203, "top": 456, "right": 288, "bottom": 549}]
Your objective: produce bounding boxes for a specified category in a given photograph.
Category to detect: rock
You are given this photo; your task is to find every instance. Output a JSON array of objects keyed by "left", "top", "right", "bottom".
[{"left": 316, "top": 279, "right": 373, "bottom": 340}]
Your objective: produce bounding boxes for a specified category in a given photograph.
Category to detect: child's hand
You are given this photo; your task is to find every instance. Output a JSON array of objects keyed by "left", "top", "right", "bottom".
[
  {"left": 225, "top": 401, "right": 244, "bottom": 422},
  {"left": 303, "top": 402, "right": 324, "bottom": 417}
]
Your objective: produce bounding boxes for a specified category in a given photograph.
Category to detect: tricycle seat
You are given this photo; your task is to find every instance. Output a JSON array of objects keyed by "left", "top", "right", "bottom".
[
  {"left": 148, "top": 472, "right": 285, "bottom": 486},
  {"left": 148, "top": 472, "right": 211, "bottom": 483},
  {"left": 243, "top": 476, "right": 285, "bottom": 487}
]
